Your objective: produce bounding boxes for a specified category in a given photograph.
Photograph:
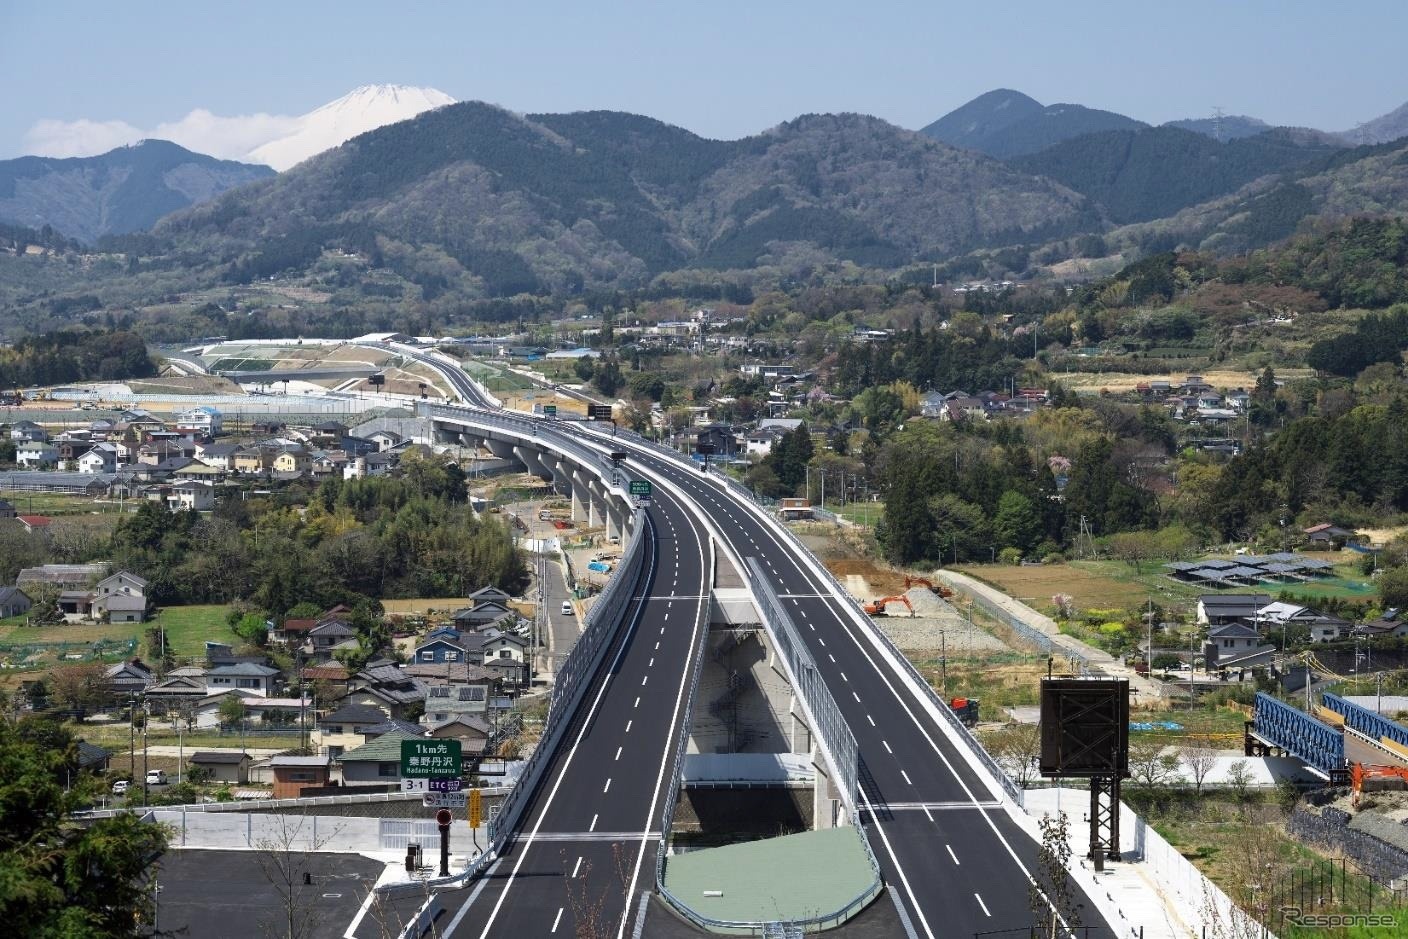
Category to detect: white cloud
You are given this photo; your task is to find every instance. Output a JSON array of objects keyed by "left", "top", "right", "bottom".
[
  {"left": 21, "top": 108, "right": 301, "bottom": 164},
  {"left": 23, "top": 118, "right": 146, "bottom": 158}
]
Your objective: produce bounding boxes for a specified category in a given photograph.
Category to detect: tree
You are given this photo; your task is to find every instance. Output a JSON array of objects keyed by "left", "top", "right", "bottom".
[
  {"left": 1178, "top": 735, "right": 1219, "bottom": 794},
  {"left": 1107, "top": 530, "right": 1160, "bottom": 573},
  {"left": 992, "top": 490, "right": 1041, "bottom": 553},
  {"left": 987, "top": 722, "right": 1041, "bottom": 788},
  {"left": 1379, "top": 565, "right": 1408, "bottom": 610},
  {"left": 1027, "top": 811, "right": 1081, "bottom": 936},
  {"left": 218, "top": 695, "right": 247, "bottom": 729},
  {"left": 49, "top": 663, "right": 108, "bottom": 720},
  {"left": 1128, "top": 737, "right": 1178, "bottom": 790},
  {"left": 252, "top": 814, "right": 344, "bottom": 939},
  {"left": 0, "top": 718, "right": 167, "bottom": 936},
  {"left": 1225, "top": 759, "right": 1254, "bottom": 803}
]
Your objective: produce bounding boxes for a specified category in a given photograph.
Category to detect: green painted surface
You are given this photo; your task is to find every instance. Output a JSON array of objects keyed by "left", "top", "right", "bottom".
[{"left": 662, "top": 827, "right": 877, "bottom": 924}]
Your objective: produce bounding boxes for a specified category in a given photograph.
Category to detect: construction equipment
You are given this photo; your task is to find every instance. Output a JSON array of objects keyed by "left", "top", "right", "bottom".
[
  {"left": 1351, "top": 762, "right": 1408, "bottom": 806},
  {"left": 863, "top": 595, "right": 915, "bottom": 617},
  {"left": 903, "top": 575, "right": 953, "bottom": 599}
]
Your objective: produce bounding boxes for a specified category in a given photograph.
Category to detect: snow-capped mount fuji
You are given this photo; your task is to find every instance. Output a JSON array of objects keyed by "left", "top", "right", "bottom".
[{"left": 248, "top": 84, "right": 455, "bottom": 171}]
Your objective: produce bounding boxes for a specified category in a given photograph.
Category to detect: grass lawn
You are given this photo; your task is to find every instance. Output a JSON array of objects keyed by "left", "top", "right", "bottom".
[
  {"left": 831, "top": 501, "right": 883, "bottom": 527},
  {"left": 0, "top": 604, "right": 235, "bottom": 660},
  {"left": 0, "top": 490, "right": 127, "bottom": 516}
]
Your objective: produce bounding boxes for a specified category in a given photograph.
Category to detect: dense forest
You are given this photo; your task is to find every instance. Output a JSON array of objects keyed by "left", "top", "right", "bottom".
[
  {"left": 105, "top": 459, "right": 527, "bottom": 612},
  {"left": 0, "top": 329, "right": 154, "bottom": 388}
]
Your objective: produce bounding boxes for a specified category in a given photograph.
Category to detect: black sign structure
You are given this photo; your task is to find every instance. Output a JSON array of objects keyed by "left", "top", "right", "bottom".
[
  {"left": 588, "top": 404, "right": 614, "bottom": 421},
  {"left": 1039, "top": 678, "right": 1129, "bottom": 778}
]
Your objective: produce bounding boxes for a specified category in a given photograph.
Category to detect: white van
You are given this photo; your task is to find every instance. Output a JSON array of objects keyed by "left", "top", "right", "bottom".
[{"left": 561, "top": 601, "right": 574, "bottom": 616}]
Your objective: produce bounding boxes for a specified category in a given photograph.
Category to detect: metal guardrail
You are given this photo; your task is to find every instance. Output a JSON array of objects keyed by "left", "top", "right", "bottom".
[
  {"left": 747, "top": 558, "right": 859, "bottom": 808},
  {"left": 489, "top": 505, "right": 648, "bottom": 843},
  {"left": 1321, "top": 692, "right": 1408, "bottom": 751}
]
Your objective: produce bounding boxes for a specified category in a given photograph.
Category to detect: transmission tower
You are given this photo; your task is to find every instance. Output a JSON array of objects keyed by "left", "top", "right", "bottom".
[{"left": 1211, "top": 106, "right": 1226, "bottom": 143}]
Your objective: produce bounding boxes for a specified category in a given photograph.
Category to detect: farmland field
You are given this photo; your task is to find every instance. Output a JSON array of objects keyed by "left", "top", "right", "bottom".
[{"left": 0, "top": 604, "right": 235, "bottom": 658}]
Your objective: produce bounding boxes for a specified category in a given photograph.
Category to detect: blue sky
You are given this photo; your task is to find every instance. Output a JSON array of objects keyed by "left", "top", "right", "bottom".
[{"left": 2, "top": 0, "right": 1405, "bottom": 158}]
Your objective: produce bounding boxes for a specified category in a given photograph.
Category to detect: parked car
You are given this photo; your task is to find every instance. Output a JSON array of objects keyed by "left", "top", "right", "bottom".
[
  {"left": 145, "top": 769, "right": 168, "bottom": 786},
  {"left": 111, "top": 779, "right": 130, "bottom": 796}
]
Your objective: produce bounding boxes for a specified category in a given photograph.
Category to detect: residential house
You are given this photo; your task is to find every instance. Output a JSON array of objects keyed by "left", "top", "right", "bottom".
[
  {"left": 206, "top": 662, "right": 280, "bottom": 697},
  {"left": 425, "top": 714, "right": 491, "bottom": 759},
  {"left": 0, "top": 586, "right": 31, "bottom": 617},
  {"left": 693, "top": 424, "right": 739, "bottom": 459},
  {"left": 233, "top": 448, "right": 275, "bottom": 474},
  {"left": 77, "top": 741, "right": 111, "bottom": 774},
  {"left": 1304, "top": 523, "right": 1358, "bottom": 546},
  {"left": 343, "top": 451, "right": 396, "bottom": 478},
  {"left": 311, "top": 421, "right": 349, "bottom": 444},
  {"left": 56, "top": 439, "right": 94, "bottom": 465},
  {"left": 272, "top": 447, "right": 311, "bottom": 474},
  {"left": 310, "top": 451, "right": 348, "bottom": 476},
  {"left": 1208, "top": 622, "right": 1261, "bottom": 660},
  {"left": 93, "top": 571, "right": 148, "bottom": 624},
  {"left": 336, "top": 731, "right": 419, "bottom": 786},
  {"left": 1355, "top": 614, "right": 1408, "bottom": 641},
  {"left": 189, "top": 751, "right": 250, "bottom": 784},
  {"left": 1195, "top": 594, "right": 1272, "bottom": 626},
  {"left": 1310, "top": 618, "right": 1353, "bottom": 643},
  {"left": 463, "top": 629, "right": 529, "bottom": 687},
  {"left": 1254, "top": 601, "right": 1324, "bottom": 628},
  {"left": 271, "top": 618, "right": 317, "bottom": 646},
  {"left": 167, "top": 480, "right": 214, "bottom": 512},
  {"left": 313, "top": 704, "right": 391, "bottom": 760},
  {"left": 413, "top": 634, "right": 468, "bottom": 665},
  {"left": 452, "top": 587, "right": 517, "bottom": 629},
  {"left": 343, "top": 662, "right": 425, "bottom": 721},
  {"left": 305, "top": 619, "right": 356, "bottom": 661},
  {"left": 17, "top": 515, "right": 51, "bottom": 534},
  {"left": 9, "top": 420, "right": 46, "bottom": 443},
  {"left": 176, "top": 406, "right": 223, "bottom": 437},
  {"left": 422, "top": 683, "right": 490, "bottom": 726},
  {"left": 104, "top": 658, "right": 153, "bottom": 697},
  {"left": 143, "top": 673, "right": 209, "bottom": 711},
  {"left": 744, "top": 426, "right": 788, "bottom": 458},
  {"left": 16, "top": 442, "right": 58, "bottom": 467},
  {"left": 367, "top": 430, "right": 402, "bottom": 452},
  {"left": 77, "top": 443, "right": 120, "bottom": 474},
  {"left": 196, "top": 441, "right": 242, "bottom": 471},
  {"left": 0, "top": 500, "right": 14, "bottom": 518},
  {"left": 269, "top": 754, "right": 331, "bottom": 799}
]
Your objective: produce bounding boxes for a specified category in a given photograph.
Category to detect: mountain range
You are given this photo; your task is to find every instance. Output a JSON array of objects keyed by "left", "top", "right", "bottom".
[
  {"left": 919, "top": 89, "right": 1146, "bottom": 158},
  {"left": 248, "top": 84, "right": 455, "bottom": 171},
  {"left": 0, "top": 140, "right": 273, "bottom": 243}
]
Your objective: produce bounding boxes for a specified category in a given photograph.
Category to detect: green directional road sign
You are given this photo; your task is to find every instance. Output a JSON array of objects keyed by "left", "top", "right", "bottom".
[
  {"left": 544, "top": 405, "right": 557, "bottom": 417},
  {"left": 629, "top": 480, "right": 652, "bottom": 497},
  {"left": 401, "top": 739, "right": 462, "bottom": 778}
]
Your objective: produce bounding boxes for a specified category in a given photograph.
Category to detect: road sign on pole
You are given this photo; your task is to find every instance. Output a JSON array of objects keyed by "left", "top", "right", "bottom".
[
  {"left": 628, "top": 480, "right": 652, "bottom": 497},
  {"left": 468, "top": 788, "right": 482, "bottom": 828},
  {"left": 544, "top": 405, "right": 557, "bottom": 417},
  {"left": 423, "top": 791, "right": 467, "bottom": 808},
  {"left": 588, "top": 404, "right": 614, "bottom": 421},
  {"left": 401, "top": 739, "right": 462, "bottom": 778}
]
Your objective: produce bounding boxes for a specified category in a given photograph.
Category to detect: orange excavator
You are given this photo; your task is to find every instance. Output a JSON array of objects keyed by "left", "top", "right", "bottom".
[
  {"left": 864, "top": 595, "right": 915, "bottom": 617},
  {"left": 903, "top": 575, "right": 953, "bottom": 599},
  {"left": 1351, "top": 762, "right": 1408, "bottom": 806}
]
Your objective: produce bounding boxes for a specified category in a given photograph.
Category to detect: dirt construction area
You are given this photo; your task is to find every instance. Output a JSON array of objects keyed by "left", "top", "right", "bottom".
[{"left": 796, "top": 531, "right": 1010, "bottom": 655}]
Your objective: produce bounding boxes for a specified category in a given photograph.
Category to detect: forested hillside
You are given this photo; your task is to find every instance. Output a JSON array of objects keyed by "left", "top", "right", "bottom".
[
  {"left": 920, "top": 89, "right": 1145, "bottom": 158},
  {"left": 0, "top": 140, "right": 274, "bottom": 243}
]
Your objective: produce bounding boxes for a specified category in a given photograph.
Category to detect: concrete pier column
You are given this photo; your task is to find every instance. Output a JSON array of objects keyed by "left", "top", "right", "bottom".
[
  {"left": 513, "top": 445, "right": 552, "bottom": 482},
  {"left": 570, "top": 469, "right": 592, "bottom": 525}
]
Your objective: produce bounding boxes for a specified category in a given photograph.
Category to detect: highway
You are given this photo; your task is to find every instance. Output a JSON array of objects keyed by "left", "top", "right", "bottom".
[{"left": 397, "top": 346, "right": 1114, "bottom": 937}]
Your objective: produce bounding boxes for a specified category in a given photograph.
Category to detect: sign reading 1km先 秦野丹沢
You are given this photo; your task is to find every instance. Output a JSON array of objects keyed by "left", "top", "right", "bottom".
[{"left": 401, "top": 739, "right": 463, "bottom": 778}]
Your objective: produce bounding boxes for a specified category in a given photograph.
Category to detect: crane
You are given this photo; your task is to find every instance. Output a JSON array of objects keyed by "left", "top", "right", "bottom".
[
  {"left": 863, "top": 595, "right": 915, "bottom": 617},
  {"left": 903, "top": 575, "right": 953, "bottom": 599}
]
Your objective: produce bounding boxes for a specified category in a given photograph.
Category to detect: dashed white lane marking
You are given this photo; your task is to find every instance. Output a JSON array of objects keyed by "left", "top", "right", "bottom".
[
  {"left": 852, "top": 692, "right": 861, "bottom": 702},
  {"left": 552, "top": 908, "right": 564, "bottom": 933},
  {"left": 828, "top": 653, "right": 836, "bottom": 663},
  {"left": 603, "top": 778, "right": 612, "bottom": 794},
  {"left": 625, "top": 720, "right": 632, "bottom": 733},
  {"left": 883, "top": 740, "right": 893, "bottom": 754},
  {"left": 866, "top": 714, "right": 875, "bottom": 727},
  {"left": 633, "top": 697, "right": 640, "bottom": 708},
  {"left": 589, "top": 814, "right": 598, "bottom": 832},
  {"left": 974, "top": 894, "right": 990, "bottom": 917},
  {"left": 841, "top": 672, "right": 848, "bottom": 682},
  {"left": 654, "top": 641, "right": 660, "bottom": 650},
  {"left": 615, "top": 747, "right": 622, "bottom": 761},
  {"left": 572, "top": 856, "right": 582, "bottom": 878},
  {"left": 946, "top": 844, "right": 959, "bottom": 865},
  {"left": 648, "top": 657, "right": 655, "bottom": 667},
  {"left": 818, "top": 637, "right": 825, "bottom": 647},
  {"left": 923, "top": 805, "right": 935, "bottom": 822},
  {"left": 641, "top": 675, "right": 648, "bottom": 686},
  {"left": 901, "top": 770, "right": 913, "bottom": 785}
]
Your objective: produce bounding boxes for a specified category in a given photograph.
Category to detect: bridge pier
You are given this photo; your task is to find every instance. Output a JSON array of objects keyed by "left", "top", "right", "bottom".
[{"left": 512, "top": 445, "right": 553, "bottom": 482}]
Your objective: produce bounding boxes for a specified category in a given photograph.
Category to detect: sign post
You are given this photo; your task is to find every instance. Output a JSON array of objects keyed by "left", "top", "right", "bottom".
[
  {"left": 544, "top": 404, "right": 557, "bottom": 418},
  {"left": 435, "top": 808, "right": 452, "bottom": 877},
  {"left": 468, "top": 787, "right": 482, "bottom": 849},
  {"left": 401, "top": 739, "right": 462, "bottom": 778}
]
